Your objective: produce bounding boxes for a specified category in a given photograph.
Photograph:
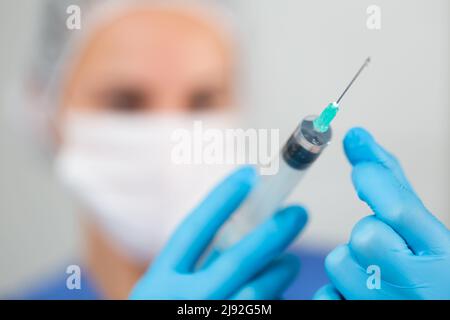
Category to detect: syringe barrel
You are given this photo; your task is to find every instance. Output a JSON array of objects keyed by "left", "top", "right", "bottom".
[
  {"left": 212, "top": 116, "right": 332, "bottom": 250},
  {"left": 283, "top": 115, "right": 332, "bottom": 169}
]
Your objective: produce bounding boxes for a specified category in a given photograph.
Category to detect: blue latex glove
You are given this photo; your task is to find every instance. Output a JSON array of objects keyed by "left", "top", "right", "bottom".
[
  {"left": 315, "top": 127, "right": 450, "bottom": 300},
  {"left": 130, "top": 166, "right": 308, "bottom": 299}
]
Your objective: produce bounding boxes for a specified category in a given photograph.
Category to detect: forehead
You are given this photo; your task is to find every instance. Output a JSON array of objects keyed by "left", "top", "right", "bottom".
[{"left": 71, "top": 8, "right": 233, "bottom": 83}]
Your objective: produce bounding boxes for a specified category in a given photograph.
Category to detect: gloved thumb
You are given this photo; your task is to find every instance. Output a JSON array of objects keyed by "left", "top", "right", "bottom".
[{"left": 343, "top": 127, "right": 413, "bottom": 192}]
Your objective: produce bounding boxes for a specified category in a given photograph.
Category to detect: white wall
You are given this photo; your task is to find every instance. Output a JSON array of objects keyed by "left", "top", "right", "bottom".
[
  {"left": 0, "top": 0, "right": 80, "bottom": 296},
  {"left": 0, "top": 0, "right": 448, "bottom": 295}
]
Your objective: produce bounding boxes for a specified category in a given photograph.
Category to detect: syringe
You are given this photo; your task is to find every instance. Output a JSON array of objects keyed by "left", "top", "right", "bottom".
[{"left": 213, "top": 57, "right": 371, "bottom": 250}]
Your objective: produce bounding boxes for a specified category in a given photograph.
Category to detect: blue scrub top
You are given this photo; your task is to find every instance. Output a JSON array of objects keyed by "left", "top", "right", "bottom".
[{"left": 14, "top": 247, "right": 329, "bottom": 300}]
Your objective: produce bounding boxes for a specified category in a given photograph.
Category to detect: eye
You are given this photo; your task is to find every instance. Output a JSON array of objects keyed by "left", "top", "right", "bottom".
[
  {"left": 96, "top": 88, "right": 149, "bottom": 113},
  {"left": 188, "top": 88, "right": 222, "bottom": 111}
]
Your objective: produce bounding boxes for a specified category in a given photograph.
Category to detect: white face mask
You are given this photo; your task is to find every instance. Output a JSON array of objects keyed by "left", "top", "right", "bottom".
[{"left": 55, "top": 111, "right": 237, "bottom": 262}]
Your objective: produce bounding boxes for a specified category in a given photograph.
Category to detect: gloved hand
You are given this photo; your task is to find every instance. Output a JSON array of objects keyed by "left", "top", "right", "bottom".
[
  {"left": 315, "top": 127, "right": 450, "bottom": 300},
  {"left": 130, "top": 166, "right": 308, "bottom": 299}
]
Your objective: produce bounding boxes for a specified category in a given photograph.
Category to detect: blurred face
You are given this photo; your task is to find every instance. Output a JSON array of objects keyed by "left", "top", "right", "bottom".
[
  {"left": 61, "top": 8, "right": 234, "bottom": 115},
  {"left": 54, "top": 7, "right": 238, "bottom": 262}
]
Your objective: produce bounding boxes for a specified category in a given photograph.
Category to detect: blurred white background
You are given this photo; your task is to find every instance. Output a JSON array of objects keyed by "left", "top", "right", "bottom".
[{"left": 0, "top": 0, "right": 448, "bottom": 296}]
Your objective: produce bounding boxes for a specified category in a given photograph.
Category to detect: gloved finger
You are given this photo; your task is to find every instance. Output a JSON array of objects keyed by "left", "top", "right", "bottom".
[
  {"left": 157, "top": 166, "right": 257, "bottom": 272},
  {"left": 208, "top": 205, "right": 308, "bottom": 295},
  {"left": 343, "top": 127, "right": 413, "bottom": 191},
  {"left": 325, "top": 245, "right": 396, "bottom": 300},
  {"left": 349, "top": 216, "right": 413, "bottom": 283},
  {"left": 230, "top": 254, "right": 300, "bottom": 300},
  {"left": 344, "top": 128, "right": 449, "bottom": 255},
  {"left": 351, "top": 160, "right": 449, "bottom": 256},
  {"left": 313, "top": 284, "right": 344, "bottom": 300}
]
